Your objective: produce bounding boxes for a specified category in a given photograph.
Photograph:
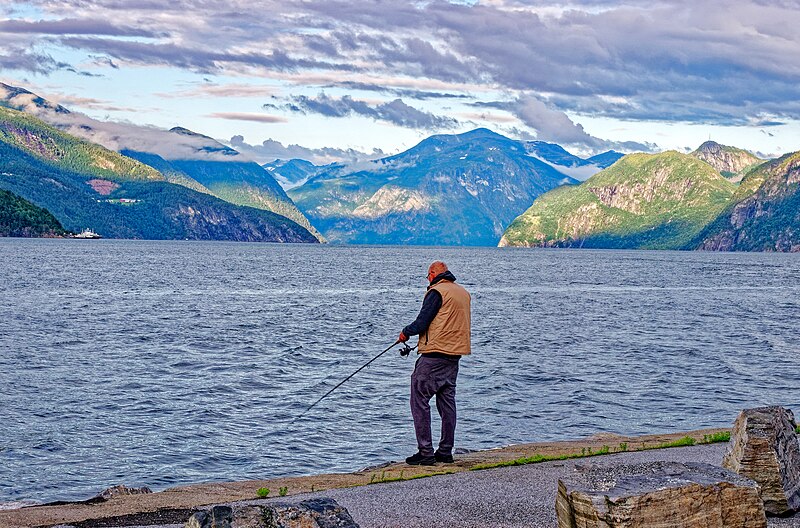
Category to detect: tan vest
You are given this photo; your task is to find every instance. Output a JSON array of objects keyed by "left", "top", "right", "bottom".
[{"left": 419, "top": 280, "right": 471, "bottom": 356}]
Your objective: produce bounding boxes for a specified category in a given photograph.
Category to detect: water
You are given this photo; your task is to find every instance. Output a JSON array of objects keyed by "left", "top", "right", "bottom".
[{"left": 1, "top": 239, "right": 799, "bottom": 504}]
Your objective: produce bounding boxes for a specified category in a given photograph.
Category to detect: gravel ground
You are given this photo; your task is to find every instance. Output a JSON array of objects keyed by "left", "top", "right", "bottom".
[
  {"left": 291, "top": 443, "right": 800, "bottom": 528},
  {"left": 59, "top": 443, "right": 800, "bottom": 528}
]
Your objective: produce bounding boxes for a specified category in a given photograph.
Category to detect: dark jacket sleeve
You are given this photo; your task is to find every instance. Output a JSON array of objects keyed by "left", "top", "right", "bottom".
[{"left": 402, "top": 289, "right": 442, "bottom": 337}]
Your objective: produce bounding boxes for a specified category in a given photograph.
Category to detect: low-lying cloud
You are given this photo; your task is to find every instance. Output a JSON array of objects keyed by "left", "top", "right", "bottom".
[{"left": 267, "top": 93, "right": 458, "bottom": 130}]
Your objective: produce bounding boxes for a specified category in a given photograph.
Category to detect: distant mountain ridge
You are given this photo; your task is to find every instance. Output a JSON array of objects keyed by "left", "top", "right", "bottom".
[
  {"left": 289, "top": 128, "right": 579, "bottom": 245},
  {"left": 500, "top": 150, "right": 737, "bottom": 249},
  {"left": 0, "top": 81, "right": 323, "bottom": 241},
  {"left": 0, "top": 105, "right": 317, "bottom": 242}
]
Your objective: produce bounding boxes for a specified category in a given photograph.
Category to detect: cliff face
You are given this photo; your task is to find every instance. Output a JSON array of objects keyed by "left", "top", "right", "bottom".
[
  {"left": 691, "top": 141, "right": 762, "bottom": 182},
  {"left": 500, "top": 151, "right": 736, "bottom": 249},
  {"left": 695, "top": 152, "right": 800, "bottom": 252}
]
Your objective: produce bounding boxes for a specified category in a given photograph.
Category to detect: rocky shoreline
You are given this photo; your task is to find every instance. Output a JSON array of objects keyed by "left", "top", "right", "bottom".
[{"left": 0, "top": 428, "right": 735, "bottom": 528}]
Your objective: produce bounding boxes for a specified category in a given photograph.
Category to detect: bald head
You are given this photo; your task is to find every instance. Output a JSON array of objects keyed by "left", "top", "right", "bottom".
[{"left": 427, "top": 261, "right": 448, "bottom": 281}]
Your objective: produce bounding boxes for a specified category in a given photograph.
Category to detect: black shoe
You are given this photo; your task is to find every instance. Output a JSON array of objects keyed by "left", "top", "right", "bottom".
[
  {"left": 405, "top": 452, "right": 436, "bottom": 465},
  {"left": 435, "top": 452, "right": 454, "bottom": 463}
]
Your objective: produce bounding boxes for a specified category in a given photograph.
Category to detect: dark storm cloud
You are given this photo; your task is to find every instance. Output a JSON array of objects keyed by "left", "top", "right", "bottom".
[{"left": 273, "top": 93, "right": 458, "bottom": 129}]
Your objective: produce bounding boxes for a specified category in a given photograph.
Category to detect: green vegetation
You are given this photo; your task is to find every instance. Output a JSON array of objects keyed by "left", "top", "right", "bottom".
[
  {"left": 702, "top": 431, "right": 731, "bottom": 443},
  {"left": 471, "top": 432, "right": 730, "bottom": 472},
  {"left": 796, "top": 425, "right": 800, "bottom": 434},
  {"left": 0, "top": 188, "right": 68, "bottom": 237},
  {"left": 692, "top": 150, "right": 800, "bottom": 251},
  {"left": 501, "top": 151, "right": 737, "bottom": 249},
  {"left": 278, "top": 486, "right": 288, "bottom": 497},
  {"left": 368, "top": 470, "right": 454, "bottom": 485},
  {"left": 256, "top": 487, "right": 270, "bottom": 498},
  {"left": 0, "top": 106, "right": 162, "bottom": 182}
]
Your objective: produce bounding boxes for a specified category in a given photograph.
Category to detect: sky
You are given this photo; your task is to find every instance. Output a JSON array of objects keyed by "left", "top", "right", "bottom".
[{"left": 2, "top": 0, "right": 800, "bottom": 164}]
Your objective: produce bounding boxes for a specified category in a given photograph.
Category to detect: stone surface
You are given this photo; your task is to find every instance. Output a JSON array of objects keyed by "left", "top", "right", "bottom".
[
  {"left": 88, "top": 484, "right": 153, "bottom": 503},
  {"left": 723, "top": 406, "right": 800, "bottom": 515},
  {"left": 556, "top": 461, "right": 766, "bottom": 528},
  {"left": 185, "top": 498, "right": 359, "bottom": 528}
]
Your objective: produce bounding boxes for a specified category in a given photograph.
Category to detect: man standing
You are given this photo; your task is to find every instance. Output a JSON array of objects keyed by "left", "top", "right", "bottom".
[{"left": 399, "top": 261, "right": 471, "bottom": 465}]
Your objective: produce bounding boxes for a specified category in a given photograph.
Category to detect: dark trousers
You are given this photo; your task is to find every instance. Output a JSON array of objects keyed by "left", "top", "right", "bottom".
[{"left": 410, "top": 355, "right": 460, "bottom": 457}]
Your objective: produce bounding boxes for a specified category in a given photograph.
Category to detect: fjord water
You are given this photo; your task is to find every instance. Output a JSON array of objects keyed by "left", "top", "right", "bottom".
[{"left": 1, "top": 239, "right": 799, "bottom": 504}]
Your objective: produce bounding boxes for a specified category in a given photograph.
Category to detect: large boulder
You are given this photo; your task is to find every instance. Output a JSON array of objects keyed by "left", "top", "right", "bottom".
[
  {"left": 723, "top": 406, "right": 800, "bottom": 515},
  {"left": 556, "top": 461, "right": 766, "bottom": 528},
  {"left": 185, "top": 498, "right": 359, "bottom": 528}
]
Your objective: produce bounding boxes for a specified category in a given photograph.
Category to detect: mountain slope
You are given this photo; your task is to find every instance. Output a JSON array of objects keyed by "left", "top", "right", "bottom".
[
  {"left": 0, "top": 107, "right": 317, "bottom": 242},
  {"left": 500, "top": 151, "right": 737, "bottom": 249},
  {"left": 289, "top": 128, "right": 577, "bottom": 245},
  {"left": 130, "top": 128, "right": 324, "bottom": 241},
  {"left": 0, "top": 188, "right": 68, "bottom": 237},
  {"left": 693, "top": 152, "right": 800, "bottom": 251},
  {"left": 691, "top": 141, "right": 762, "bottom": 182},
  {"left": 1, "top": 81, "right": 323, "bottom": 241}
]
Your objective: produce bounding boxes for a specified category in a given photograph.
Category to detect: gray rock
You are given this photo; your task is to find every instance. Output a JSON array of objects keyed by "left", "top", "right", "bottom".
[
  {"left": 185, "top": 498, "right": 358, "bottom": 528},
  {"left": 556, "top": 461, "right": 766, "bottom": 528},
  {"left": 88, "top": 484, "right": 153, "bottom": 503},
  {"left": 723, "top": 406, "right": 800, "bottom": 515}
]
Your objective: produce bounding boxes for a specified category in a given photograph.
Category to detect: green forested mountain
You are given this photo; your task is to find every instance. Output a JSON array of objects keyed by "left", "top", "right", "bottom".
[
  {"left": 0, "top": 188, "right": 68, "bottom": 237},
  {"left": 123, "top": 128, "right": 324, "bottom": 242},
  {"left": 289, "top": 128, "right": 577, "bottom": 245},
  {"left": 693, "top": 151, "right": 800, "bottom": 251},
  {"left": 0, "top": 107, "right": 317, "bottom": 242},
  {"left": 500, "top": 151, "right": 737, "bottom": 249}
]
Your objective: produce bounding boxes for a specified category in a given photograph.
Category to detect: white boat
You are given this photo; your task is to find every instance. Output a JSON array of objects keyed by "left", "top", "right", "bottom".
[{"left": 72, "top": 228, "right": 102, "bottom": 239}]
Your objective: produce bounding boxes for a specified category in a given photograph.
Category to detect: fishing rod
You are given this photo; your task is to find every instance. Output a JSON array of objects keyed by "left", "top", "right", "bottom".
[{"left": 293, "top": 340, "right": 417, "bottom": 422}]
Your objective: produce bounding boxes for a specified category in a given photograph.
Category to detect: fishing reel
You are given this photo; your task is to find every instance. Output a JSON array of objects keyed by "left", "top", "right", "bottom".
[{"left": 399, "top": 343, "right": 417, "bottom": 357}]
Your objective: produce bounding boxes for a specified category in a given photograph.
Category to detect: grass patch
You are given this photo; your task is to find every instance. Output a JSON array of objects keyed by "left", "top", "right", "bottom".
[
  {"left": 701, "top": 431, "right": 731, "bottom": 444},
  {"left": 796, "top": 425, "right": 800, "bottom": 434},
  {"left": 470, "top": 432, "right": 731, "bottom": 472},
  {"left": 471, "top": 445, "right": 611, "bottom": 471},
  {"left": 278, "top": 486, "right": 288, "bottom": 497},
  {"left": 368, "top": 470, "right": 454, "bottom": 485},
  {"left": 256, "top": 487, "right": 270, "bottom": 498}
]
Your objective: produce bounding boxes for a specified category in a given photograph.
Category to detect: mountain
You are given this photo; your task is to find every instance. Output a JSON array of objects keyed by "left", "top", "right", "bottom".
[
  {"left": 0, "top": 188, "right": 68, "bottom": 237},
  {"left": 524, "top": 141, "right": 625, "bottom": 181},
  {"left": 288, "top": 128, "right": 578, "bottom": 245},
  {"left": 124, "top": 128, "right": 324, "bottom": 241},
  {"left": 499, "top": 151, "right": 737, "bottom": 249},
  {"left": 525, "top": 141, "right": 588, "bottom": 167},
  {"left": 262, "top": 158, "right": 326, "bottom": 190},
  {"left": 0, "top": 106, "right": 317, "bottom": 242},
  {"left": 586, "top": 150, "right": 625, "bottom": 168},
  {"left": 0, "top": 81, "right": 323, "bottom": 241},
  {"left": 694, "top": 152, "right": 800, "bottom": 251},
  {"left": 691, "top": 141, "right": 762, "bottom": 182}
]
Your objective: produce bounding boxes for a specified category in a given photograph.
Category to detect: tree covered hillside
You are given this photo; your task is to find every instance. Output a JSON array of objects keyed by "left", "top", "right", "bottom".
[
  {"left": 0, "top": 188, "right": 68, "bottom": 237},
  {"left": 500, "top": 151, "right": 736, "bottom": 249}
]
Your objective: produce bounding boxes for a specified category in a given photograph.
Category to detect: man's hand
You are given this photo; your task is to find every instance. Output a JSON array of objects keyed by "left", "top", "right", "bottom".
[{"left": 398, "top": 332, "right": 409, "bottom": 343}]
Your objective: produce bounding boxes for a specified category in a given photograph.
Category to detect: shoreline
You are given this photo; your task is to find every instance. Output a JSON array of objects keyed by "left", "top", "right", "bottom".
[{"left": 0, "top": 427, "right": 729, "bottom": 528}]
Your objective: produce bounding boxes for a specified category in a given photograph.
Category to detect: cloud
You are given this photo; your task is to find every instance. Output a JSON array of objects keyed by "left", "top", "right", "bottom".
[
  {"left": 271, "top": 93, "right": 458, "bottom": 129},
  {"left": 5, "top": 0, "right": 800, "bottom": 150},
  {"left": 0, "top": 18, "right": 160, "bottom": 37},
  {"left": 229, "top": 135, "right": 385, "bottom": 165},
  {"left": 207, "top": 112, "right": 287, "bottom": 123}
]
